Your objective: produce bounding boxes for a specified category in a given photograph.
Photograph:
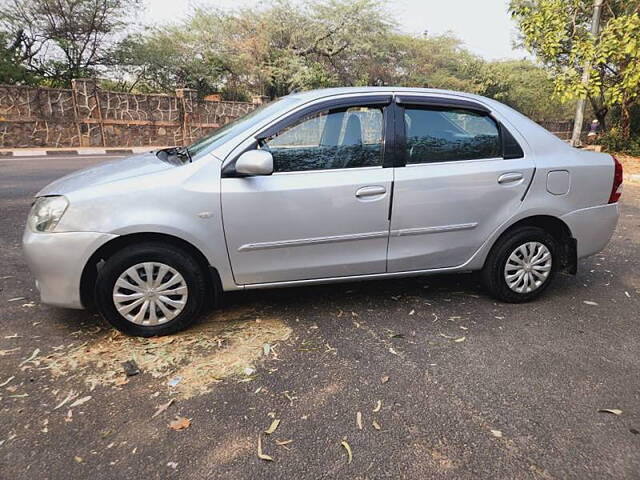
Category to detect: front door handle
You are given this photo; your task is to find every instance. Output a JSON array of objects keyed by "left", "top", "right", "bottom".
[
  {"left": 498, "top": 172, "right": 524, "bottom": 185},
  {"left": 355, "top": 186, "right": 387, "bottom": 198}
]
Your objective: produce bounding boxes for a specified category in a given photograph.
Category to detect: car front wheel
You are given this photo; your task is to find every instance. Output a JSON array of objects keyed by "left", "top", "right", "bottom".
[
  {"left": 481, "top": 226, "right": 558, "bottom": 303},
  {"left": 95, "top": 242, "right": 210, "bottom": 336}
]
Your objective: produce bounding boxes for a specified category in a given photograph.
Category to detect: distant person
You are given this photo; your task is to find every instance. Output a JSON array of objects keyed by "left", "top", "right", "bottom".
[{"left": 587, "top": 119, "right": 600, "bottom": 143}]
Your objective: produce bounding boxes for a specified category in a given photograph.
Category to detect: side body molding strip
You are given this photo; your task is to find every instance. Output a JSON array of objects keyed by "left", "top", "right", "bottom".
[
  {"left": 392, "top": 222, "right": 478, "bottom": 237},
  {"left": 238, "top": 231, "right": 389, "bottom": 252},
  {"left": 238, "top": 223, "right": 478, "bottom": 252}
]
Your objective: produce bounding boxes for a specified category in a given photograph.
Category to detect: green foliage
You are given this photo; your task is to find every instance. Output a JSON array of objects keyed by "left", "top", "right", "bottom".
[
  {"left": 510, "top": 0, "right": 640, "bottom": 137},
  {"left": 0, "top": 0, "right": 141, "bottom": 87},
  {"left": 477, "top": 60, "right": 575, "bottom": 120},
  {"left": 0, "top": 32, "right": 37, "bottom": 85},
  {"left": 115, "top": 1, "right": 566, "bottom": 118},
  {"left": 599, "top": 130, "right": 640, "bottom": 156}
]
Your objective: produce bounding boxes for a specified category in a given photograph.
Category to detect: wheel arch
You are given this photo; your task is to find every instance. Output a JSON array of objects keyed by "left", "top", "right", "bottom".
[
  {"left": 485, "top": 215, "right": 576, "bottom": 273},
  {"left": 80, "top": 232, "right": 221, "bottom": 311}
]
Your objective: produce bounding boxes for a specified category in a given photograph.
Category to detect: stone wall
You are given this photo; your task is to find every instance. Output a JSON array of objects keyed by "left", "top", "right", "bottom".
[{"left": 0, "top": 79, "right": 258, "bottom": 148}]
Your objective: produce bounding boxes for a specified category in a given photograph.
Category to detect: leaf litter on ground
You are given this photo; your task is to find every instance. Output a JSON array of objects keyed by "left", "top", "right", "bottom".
[
  {"left": 152, "top": 399, "right": 175, "bottom": 418},
  {"left": 0, "top": 376, "right": 15, "bottom": 387},
  {"left": 341, "top": 440, "right": 353, "bottom": 464},
  {"left": 40, "top": 307, "right": 291, "bottom": 399},
  {"left": 598, "top": 408, "right": 622, "bottom": 415},
  {"left": 69, "top": 396, "right": 91, "bottom": 408},
  {"left": 19, "top": 348, "right": 40, "bottom": 367},
  {"left": 168, "top": 416, "right": 191, "bottom": 431},
  {"left": 265, "top": 419, "right": 280, "bottom": 435},
  {"left": 257, "top": 435, "right": 273, "bottom": 461}
]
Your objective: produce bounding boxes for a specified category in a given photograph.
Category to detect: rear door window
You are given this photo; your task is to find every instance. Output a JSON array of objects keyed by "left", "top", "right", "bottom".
[{"left": 403, "top": 107, "right": 501, "bottom": 164}]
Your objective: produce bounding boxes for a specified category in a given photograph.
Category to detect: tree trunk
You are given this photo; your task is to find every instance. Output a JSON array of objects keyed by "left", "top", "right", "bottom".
[
  {"left": 595, "top": 107, "right": 608, "bottom": 132},
  {"left": 589, "top": 96, "right": 608, "bottom": 132},
  {"left": 620, "top": 98, "right": 632, "bottom": 140}
]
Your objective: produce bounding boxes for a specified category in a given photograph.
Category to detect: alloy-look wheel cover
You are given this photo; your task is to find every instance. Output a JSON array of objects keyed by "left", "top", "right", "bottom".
[
  {"left": 504, "top": 241, "right": 552, "bottom": 294},
  {"left": 112, "top": 262, "right": 188, "bottom": 325}
]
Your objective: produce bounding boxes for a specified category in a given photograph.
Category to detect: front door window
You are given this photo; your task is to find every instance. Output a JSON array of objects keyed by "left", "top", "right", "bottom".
[{"left": 262, "top": 106, "right": 384, "bottom": 172}]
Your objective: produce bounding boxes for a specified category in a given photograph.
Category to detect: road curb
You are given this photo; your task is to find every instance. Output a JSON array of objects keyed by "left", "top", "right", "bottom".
[{"left": 0, "top": 147, "right": 165, "bottom": 157}]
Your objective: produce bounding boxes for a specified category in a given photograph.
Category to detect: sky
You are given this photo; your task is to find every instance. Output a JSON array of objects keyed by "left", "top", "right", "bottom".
[{"left": 143, "top": 0, "right": 529, "bottom": 61}]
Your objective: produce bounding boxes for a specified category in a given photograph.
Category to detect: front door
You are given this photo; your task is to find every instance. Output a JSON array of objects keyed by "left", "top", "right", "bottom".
[
  {"left": 222, "top": 99, "right": 393, "bottom": 285},
  {"left": 388, "top": 100, "right": 535, "bottom": 272}
]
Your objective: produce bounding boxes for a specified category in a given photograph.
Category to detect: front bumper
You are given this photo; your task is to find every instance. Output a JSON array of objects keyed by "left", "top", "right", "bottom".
[
  {"left": 22, "top": 229, "right": 117, "bottom": 309},
  {"left": 561, "top": 203, "right": 619, "bottom": 259}
]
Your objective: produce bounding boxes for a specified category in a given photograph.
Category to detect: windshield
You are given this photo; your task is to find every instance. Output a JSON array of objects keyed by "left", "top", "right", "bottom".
[{"left": 187, "top": 97, "right": 298, "bottom": 160}]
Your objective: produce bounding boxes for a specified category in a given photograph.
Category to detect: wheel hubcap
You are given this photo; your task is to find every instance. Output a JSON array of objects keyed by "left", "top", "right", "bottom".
[
  {"left": 112, "top": 262, "right": 188, "bottom": 326},
  {"left": 504, "top": 242, "right": 552, "bottom": 294}
]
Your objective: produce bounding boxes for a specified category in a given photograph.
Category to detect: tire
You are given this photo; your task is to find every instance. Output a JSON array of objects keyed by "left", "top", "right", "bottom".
[
  {"left": 95, "top": 242, "right": 211, "bottom": 336},
  {"left": 481, "top": 226, "right": 558, "bottom": 303}
]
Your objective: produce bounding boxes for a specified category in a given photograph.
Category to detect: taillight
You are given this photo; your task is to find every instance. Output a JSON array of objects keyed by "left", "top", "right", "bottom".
[{"left": 609, "top": 156, "right": 623, "bottom": 204}]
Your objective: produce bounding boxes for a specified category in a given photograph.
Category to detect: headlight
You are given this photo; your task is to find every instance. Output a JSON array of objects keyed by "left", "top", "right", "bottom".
[{"left": 28, "top": 196, "right": 69, "bottom": 232}]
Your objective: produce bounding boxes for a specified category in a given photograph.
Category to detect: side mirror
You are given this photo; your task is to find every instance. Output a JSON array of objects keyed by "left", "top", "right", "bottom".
[{"left": 235, "top": 150, "right": 274, "bottom": 176}]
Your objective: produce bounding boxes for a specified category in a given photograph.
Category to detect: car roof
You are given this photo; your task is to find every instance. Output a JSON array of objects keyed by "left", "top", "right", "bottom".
[{"left": 288, "top": 86, "right": 481, "bottom": 102}]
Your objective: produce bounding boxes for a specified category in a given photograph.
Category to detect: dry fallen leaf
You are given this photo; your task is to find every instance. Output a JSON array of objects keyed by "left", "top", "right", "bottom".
[
  {"left": 381, "top": 376, "right": 389, "bottom": 384},
  {"left": 114, "top": 376, "right": 129, "bottom": 387},
  {"left": 490, "top": 429, "right": 503, "bottom": 438},
  {"left": 265, "top": 419, "right": 280, "bottom": 435},
  {"left": 69, "top": 396, "right": 92, "bottom": 408},
  {"left": 19, "top": 348, "right": 40, "bottom": 367},
  {"left": 598, "top": 408, "right": 622, "bottom": 415},
  {"left": 152, "top": 399, "right": 175, "bottom": 418},
  {"left": 372, "top": 421, "right": 381, "bottom": 431},
  {"left": 373, "top": 400, "right": 382, "bottom": 413},
  {"left": 257, "top": 435, "right": 273, "bottom": 461},
  {"left": 0, "top": 376, "right": 15, "bottom": 387},
  {"left": 54, "top": 391, "right": 78, "bottom": 410},
  {"left": 276, "top": 439, "right": 293, "bottom": 446},
  {"left": 583, "top": 301, "right": 599, "bottom": 306},
  {"left": 341, "top": 440, "right": 353, "bottom": 464},
  {"left": 454, "top": 336, "right": 466, "bottom": 343},
  {"left": 356, "top": 411, "right": 363, "bottom": 430},
  {"left": 168, "top": 416, "right": 191, "bottom": 431}
]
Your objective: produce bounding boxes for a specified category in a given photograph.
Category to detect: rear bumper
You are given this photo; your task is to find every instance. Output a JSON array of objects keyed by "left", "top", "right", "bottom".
[
  {"left": 561, "top": 203, "right": 619, "bottom": 259},
  {"left": 22, "top": 229, "right": 117, "bottom": 309}
]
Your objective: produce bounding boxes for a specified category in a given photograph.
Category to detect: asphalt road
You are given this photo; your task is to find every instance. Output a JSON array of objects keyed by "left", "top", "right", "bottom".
[{"left": 1, "top": 155, "right": 639, "bottom": 479}]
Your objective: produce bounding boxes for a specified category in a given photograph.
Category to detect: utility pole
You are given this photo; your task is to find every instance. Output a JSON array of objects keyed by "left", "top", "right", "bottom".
[{"left": 571, "top": 0, "right": 605, "bottom": 147}]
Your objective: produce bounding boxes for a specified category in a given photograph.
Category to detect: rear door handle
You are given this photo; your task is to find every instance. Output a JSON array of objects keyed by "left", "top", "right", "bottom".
[
  {"left": 355, "top": 186, "right": 386, "bottom": 198},
  {"left": 498, "top": 172, "right": 524, "bottom": 184}
]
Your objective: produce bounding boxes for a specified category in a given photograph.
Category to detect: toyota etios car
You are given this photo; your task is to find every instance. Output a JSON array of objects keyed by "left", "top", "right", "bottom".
[{"left": 23, "top": 88, "right": 622, "bottom": 336}]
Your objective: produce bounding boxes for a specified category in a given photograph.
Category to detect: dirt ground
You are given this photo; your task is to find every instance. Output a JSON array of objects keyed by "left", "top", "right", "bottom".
[{"left": 617, "top": 155, "right": 640, "bottom": 179}]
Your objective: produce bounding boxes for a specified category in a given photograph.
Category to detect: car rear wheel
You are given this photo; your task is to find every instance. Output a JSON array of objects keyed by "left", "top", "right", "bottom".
[
  {"left": 95, "top": 242, "right": 210, "bottom": 336},
  {"left": 481, "top": 226, "right": 558, "bottom": 303}
]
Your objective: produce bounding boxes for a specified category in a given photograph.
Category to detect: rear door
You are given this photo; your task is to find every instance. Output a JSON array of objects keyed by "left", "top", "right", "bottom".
[
  {"left": 221, "top": 96, "right": 395, "bottom": 285},
  {"left": 388, "top": 96, "right": 534, "bottom": 272}
]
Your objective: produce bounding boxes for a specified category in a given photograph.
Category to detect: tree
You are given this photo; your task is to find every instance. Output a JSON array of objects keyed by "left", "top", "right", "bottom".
[
  {"left": 478, "top": 60, "right": 575, "bottom": 121},
  {"left": 510, "top": 0, "right": 640, "bottom": 137},
  {"left": 0, "top": 0, "right": 141, "bottom": 86},
  {"left": 115, "top": 0, "right": 394, "bottom": 99},
  {"left": 0, "top": 31, "right": 36, "bottom": 84}
]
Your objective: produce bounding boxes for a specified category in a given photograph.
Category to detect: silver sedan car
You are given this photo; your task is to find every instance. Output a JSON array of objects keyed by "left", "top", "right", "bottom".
[{"left": 23, "top": 87, "right": 623, "bottom": 336}]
